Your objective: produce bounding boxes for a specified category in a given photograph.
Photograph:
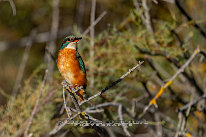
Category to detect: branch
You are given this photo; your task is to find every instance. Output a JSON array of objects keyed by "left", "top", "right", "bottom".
[
  {"left": 82, "top": 11, "right": 107, "bottom": 35},
  {"left": 24, "top": 69, "right": 48, "bottom": 137},
  {"left": 146, "top": 58, "right": 187, "bottom": 104},
  {"left": 85, "top": 102, "right": 133, "bottom": 136},
  {"left": 139, "top": 47, "right": 200, "bottom": 119},
  {"left": 89, "top": 0, "right": 96, "bottom": 88},
  {"left": 133, "top": 0, "right": 159, "bottom": 46},
  {"left": 46, "top": 0, "right": 60, "bottom": 81},
  {"left": 118, "top": 104, "right": 131, "bottom": 136},
  {"left": 175, "top": 0, "right": 206, "bottom": 40},
  {"left": 79, "top": 61, "right": 144, "bottom": 105},
  {"left": 1, "top": 0, "right": 16, "bottom": 15},
  {"left": 11, "top": 30, "right": 36, "bottom": 103},
  {"left": 50, "top": 61, "right": 143, "bottom": 135},
  {"left": 49, "top": 114, "right": 78, "bottom": 135},
  {"left": 0, "top": 11, "right": 107, "bottom": 51},
  {"left": 134, "top": 45, "right": 204, "bottom": 95},
  {"left": 179, "top": 93, "right": 206, "bottom": 112}
]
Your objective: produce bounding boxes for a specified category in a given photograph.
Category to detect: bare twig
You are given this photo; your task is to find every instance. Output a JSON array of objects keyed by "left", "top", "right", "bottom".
[
  {"left": 80, "top": 61, "right": 144, "bottom": 105},
  {"left": 60, "top": 92, "right": 70, "bottom": 115},
  {"left": 1, "top": 0, "right": 16, "bottom": 15},
  {"left": 82, "top": 11, "right": 107, "bottom": 36},
  {"left": 179, "top": 93, "right": 206, "bottom": 112},
  {"left": 11, "top": 30, "right": 36, "bottom": 103},
  {"left": 175, "top": 0, "right": 206, "bottom": 40},
  {"left": 134, "top": 45, "right": 204, "bottom": 95},
  {"left": 175, "top": 112, "right": 183, "bottom": 137},
  {"left": 0, "top": 12, "right": 107, "bottom": 51},
  {"left": 46, "top": 0, "right": 60, "bottom": 81},
  {"left": 14, "top": 88, "right": 58, "bottom": 137},
  {"left": 133, "top": 0, "right": 158, "bottom": 46},
  {"left": 62, "top": 88, "right": 72, "bottom": 118},
  {"left": 24, "top": 69, "right": 48, "bottom": 137},
  {"left": 118, "top": 104, "right": 131, "bottom": 137},
  {"left": 89, "top": 0, "right": 96, "bottom": 88},
  {"left": 139, "top": 47, "right": 200, "bottom": 119},
  {"left": 141, "top": 0, "right": 154, "bottom": 33},
  {"left": 49, "top": 114, "right": 78, "bottom": 135},
  {"left": 154, "top": 113, "right": 162, "bottom": 137},
  {"left": 0, "top": 88, "right": 11, "bottom": 99},
  {"left": 161, "top": 0, "right": 174, "bottom": 3}
]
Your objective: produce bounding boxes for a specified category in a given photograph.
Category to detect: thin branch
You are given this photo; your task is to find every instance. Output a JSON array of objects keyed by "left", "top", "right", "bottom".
[
  {"left": 0, "top": 88, "right": 11, "bottom": 99},
  {"left": 24, "top": 69, "right": 48, "bottom": 137},
  {"left": 175, "top": 112, "right": 183, "bottom": 137},
  {"left": 179, "top": 93, "right": 206, "bottom": 112},
  {"left": 49, "top": 114, "right": 78, "bottom": 135},
  {"left": 133, "top": 0, "right": 158, "bottom": 46},
  {"left": 89, "top": 0, "right": 96, "bottom": 88},
  {"left": 146, "top": 58, "right": 187, "bottom": 104},
  {"left": 46, "top": 0, "right": 60, "bottom": 81},
  {"left": 14, "top": 88, "right": 58, "bottom": 137},
  {"left": 62, "top": 88, "right": 72, "bottom": 118},
  {"left": 141, "top": 0, "right": 154, "bottom": 33},
  {"left": 1, "top": 0, "right": 16, "bottom": 15},
  {"left": 82, "top": 11, "right": 107, "bottom": 35},
  {"left": 118, "top": 104, "right": 131, "bottom": 137},
  {"left": 135, "top": 45, "right": 204, "bottom": 95},
  {"left": 80, "top": 61, "right": 144, "bottom": 105},
  {"left": 59, "top": 92, "right": 70, "bottom": 115},
  {"left": 8, "top": 0, "right": 16, "bottom": 15},
  {"left": 161, "top": 0, "right": 174, "bottom": 3},
  {"left": 175, "top": 0, "right": 206, "bottom": 40},
  {"left": 139, "top": 47, "right": 200, "bottom": 119},
  {"left": 11, "top": 30, "right": 36, "bottom": 103},
  {"left": 0, "top": 12, "right": 107, "bottom": 51}
]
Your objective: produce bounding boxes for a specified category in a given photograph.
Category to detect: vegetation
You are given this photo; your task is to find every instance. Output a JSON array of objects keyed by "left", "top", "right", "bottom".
[{"left": 0, "top": 0, "right": 206, "bottom": 137}]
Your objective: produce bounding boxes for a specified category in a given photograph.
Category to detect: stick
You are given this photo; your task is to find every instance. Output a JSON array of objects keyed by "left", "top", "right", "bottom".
[
  {"left": 46, "top": 0, "right": 60, "bottom": 81},
  {"left": 0, "top": 11, "right": 107, "bottom": 51},
  {"left": 89, "top": 0, "right": 96, "bottom": 88},
  {"left": 0, "top": 0, "right": 16, "bottom": 15},
  {"left": 139, "top": 47, "right": 200, "bottom": 119},
  {"left": 179, "top": 93, "right": 206, "bottom": 112},
  {"left": 24, "top": 69, "right": 48, "bottom": 137},
  {"left": 82, "top": 11, "right": 107, "bottom": 35},
  {"left": 79, "top": 61, "right": 144, "bottom": 105},
  {"left": 11, "top": 30, "right": 36, "bottom": 103},
  {"left": 118, "top": 104, "right": 131, "bottom": 136},
  {"left": 49, "top": 114, "right": 78, "bottom": 135},
  {"left": 175, "top": 0, "right": 206, "bottom": 40}
]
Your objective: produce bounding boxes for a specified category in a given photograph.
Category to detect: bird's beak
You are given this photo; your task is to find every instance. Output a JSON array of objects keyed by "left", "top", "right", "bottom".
[{"left": 73, "top": 37, "right": 82, "bottom": 42}]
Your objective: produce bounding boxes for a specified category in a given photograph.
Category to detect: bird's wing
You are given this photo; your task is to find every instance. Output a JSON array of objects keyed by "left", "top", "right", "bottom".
[{"left": 76, "top": 52, "right": 86, "bottom": 74}]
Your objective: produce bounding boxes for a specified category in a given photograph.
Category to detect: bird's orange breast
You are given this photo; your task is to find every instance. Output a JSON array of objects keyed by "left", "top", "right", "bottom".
[{"left": 57, "top": 48, "right": 86, "bottom": 86}]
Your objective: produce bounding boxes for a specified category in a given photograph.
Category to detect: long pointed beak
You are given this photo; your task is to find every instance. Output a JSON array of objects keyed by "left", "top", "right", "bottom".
[{"left": 73, "top": 37, "right": 82, "bottom": 42}]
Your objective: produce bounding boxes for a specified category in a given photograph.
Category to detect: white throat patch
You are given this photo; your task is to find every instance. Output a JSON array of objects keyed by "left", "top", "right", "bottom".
[{"left": 65, "top": 42, "right": 77, "bottom": 50}]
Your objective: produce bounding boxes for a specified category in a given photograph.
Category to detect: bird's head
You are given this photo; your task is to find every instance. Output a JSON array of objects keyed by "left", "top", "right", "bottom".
[{"left": 60, "top": 35, "right": 82, "bottom": 50}]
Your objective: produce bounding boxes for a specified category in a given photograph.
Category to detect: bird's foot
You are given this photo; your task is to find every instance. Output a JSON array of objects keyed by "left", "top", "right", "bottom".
[
  {"left": 78, "top": 111, "right": 89, "bottom": 119},
  {"left": 70, "top": 85, "right": 78, "bottom": 90},
  {"left": 65, "top": 84, "right": 83, "bottom": 93}
]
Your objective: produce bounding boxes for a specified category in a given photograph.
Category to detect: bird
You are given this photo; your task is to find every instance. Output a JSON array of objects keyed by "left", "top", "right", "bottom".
[{"left": 57, "top": 35, "right": 86, "bottom": 102}]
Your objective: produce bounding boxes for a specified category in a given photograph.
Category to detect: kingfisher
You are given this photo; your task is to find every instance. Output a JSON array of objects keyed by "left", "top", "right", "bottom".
[{"left": 57, "top": 35, "right": 86, "bottom": 102}]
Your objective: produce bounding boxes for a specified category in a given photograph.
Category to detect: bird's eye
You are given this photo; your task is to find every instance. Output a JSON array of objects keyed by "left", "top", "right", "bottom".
[{"left": 70, "top": 37, "right": 74, "bottom": 41}]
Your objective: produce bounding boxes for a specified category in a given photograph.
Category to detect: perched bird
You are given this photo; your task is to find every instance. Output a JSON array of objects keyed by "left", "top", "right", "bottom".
[{"left": 57, "top": 35, "right": 86, "bottom": 101}]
